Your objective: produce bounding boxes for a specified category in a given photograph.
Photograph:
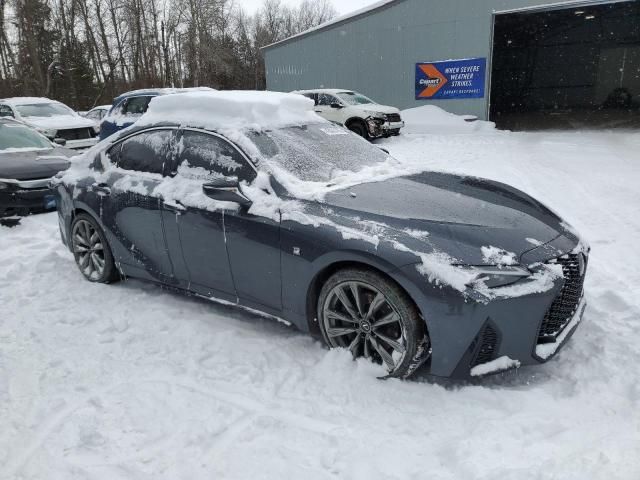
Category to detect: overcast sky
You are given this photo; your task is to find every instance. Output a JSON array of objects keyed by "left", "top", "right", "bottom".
[{"left": 239, "top": 0, "right": 379, "bottom": 15}]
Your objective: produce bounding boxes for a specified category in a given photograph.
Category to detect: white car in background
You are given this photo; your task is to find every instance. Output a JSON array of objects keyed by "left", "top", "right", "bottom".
[
  {"left": 0, "top": 97, "right": 99, "bottom": 149},
  {"left": 82, "top": 105, "right": 111, "bottom": 123},
  {"left": 293, "top": 89, "right": 404, "bottom": 139}
]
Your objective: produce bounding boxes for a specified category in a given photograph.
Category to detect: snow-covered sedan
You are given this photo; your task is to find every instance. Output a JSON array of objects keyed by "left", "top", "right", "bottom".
[
  {"left": 0, "top": 118, "right": 72, "bottom": 217},
  {"left": 53, "top": 91, "right": 588, "bottom": 379},
  {"left": 0, "top": 97, "right": 99, "bottom": 149}
]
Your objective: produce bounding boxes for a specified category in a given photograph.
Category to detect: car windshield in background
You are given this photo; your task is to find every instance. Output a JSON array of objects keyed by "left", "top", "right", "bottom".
[
  {"left": 336, "top": 92, "right": 375, "bottom": 106},
  {"left": 0, "top": 123, "right": 52, "bottom": 150},
  {"left": 246, "top": 123, "right": 390, "bottom": 183},
  {"left": 15, "top": 103, "right": 73, "bottom": 117}
]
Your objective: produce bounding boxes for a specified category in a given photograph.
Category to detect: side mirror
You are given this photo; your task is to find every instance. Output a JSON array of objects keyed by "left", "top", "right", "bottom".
[
  {"left": 53, "top": 137, "right": 67, "bottom": 146},
  {"left": 203, "top": 178, "right": 252, "bottom": 207},
  {"left": 330, "top": 102, "right": 343, "bottom": 109}
]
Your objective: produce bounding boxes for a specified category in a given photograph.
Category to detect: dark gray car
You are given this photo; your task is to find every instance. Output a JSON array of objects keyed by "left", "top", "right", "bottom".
[
  {"left": 54, "top": 120, "right": 588, "bottom": 379},
  {"left": 0, "top": 118, "right": 72, "bottom": 217}
]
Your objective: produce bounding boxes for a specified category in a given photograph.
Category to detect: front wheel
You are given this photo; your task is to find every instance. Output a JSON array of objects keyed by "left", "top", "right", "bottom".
[
  {"left": 71, "top": 213, "right": 119, "bottom": 283},
  {"left": 318, "top": 268, "right": 429, "bottom": 379},
  {"left": 347, "top": 120, "right": 369, "bottom": 140}
]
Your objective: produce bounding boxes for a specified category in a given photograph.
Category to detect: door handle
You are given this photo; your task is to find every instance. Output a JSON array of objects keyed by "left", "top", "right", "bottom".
[{"left": 93, "top": 183, "right": 111, "bottom": 195}]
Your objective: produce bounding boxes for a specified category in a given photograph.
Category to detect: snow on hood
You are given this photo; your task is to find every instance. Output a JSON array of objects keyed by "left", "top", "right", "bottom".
[
  {"left": 137, "top": 90, "right": 324, "bottom": 132},
  {"left": 356, "top": 104, "right": 400, "bottom": 116},
  {"left": 22, "top": 114, "right": 96, "bottom": 130}
]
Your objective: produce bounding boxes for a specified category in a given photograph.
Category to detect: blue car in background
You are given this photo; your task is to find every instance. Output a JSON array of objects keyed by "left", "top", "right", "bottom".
[{"left": 99, "top": 88, "right": 214, "bottom": 140}]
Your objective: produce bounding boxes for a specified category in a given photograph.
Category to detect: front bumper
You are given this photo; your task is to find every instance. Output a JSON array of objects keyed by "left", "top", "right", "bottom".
[
  {"left": 0, "top": 178, "right": 57, "bottom": 217},
  {"left": 366, "top": 117, "right": 405, "bottom": 138},
  {"left": 398, "top": 251, "right": 588, "bottom": 379}
]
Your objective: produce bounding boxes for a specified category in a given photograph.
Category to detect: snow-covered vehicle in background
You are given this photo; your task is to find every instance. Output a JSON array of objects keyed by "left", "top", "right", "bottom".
[
  {"left": 0, "top": 118, "right": 73, "bottom": 217},
  {"left": 293, "top": 88, "right": 404, "bottom": 139},
  {"left": 99, "top": 87, "right": 214, "bottom": 140},
  {"left": 82, "top": 105, "right": 111, "bottom": 123},
  {"left": 0, "top": 97, "right": 99, "bottom": 149},
  {"left": 54, "top": 90, "right": 588, "bottom": 379}
]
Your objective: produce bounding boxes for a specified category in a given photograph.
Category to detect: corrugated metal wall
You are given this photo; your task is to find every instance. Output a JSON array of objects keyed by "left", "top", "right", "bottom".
[{"left": 264, "top": 0, "right": 613, "bottom": 119}]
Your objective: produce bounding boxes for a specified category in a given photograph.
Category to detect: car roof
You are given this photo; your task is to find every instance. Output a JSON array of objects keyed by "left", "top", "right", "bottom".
[
  {"left": 293, "top": 89, "right": 354, "bottom": 95},
  {"left": 0, "top": 97, "right": 62, "bottom": 106},
  {"left": 111, "top": 87, "right": 215, "bottom": 106}
]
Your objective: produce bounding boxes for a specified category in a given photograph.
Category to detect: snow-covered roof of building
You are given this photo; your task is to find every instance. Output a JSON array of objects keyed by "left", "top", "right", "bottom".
[
  {"left": 262, "top": 0, "right": 402, "bottom": 50},
  {"left": 0, "top": 97, "right": 63, "bottom": 106},
  {"left": 137, "top": 90, "right": 321, "bottom": 131}
]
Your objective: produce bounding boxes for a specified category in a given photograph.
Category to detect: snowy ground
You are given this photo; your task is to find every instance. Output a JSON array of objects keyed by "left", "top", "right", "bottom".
[{"left": 2, "top": 120, "right": 640, "bottom": 479}]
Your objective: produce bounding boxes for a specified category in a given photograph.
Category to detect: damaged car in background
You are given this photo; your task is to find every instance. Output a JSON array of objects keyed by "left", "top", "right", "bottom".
[{"left": 53, "top": 91, "right": 589, "bottom": 380}]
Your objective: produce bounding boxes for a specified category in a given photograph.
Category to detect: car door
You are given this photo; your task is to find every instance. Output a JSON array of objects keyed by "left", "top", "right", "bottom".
[
  {"left": 161, "top": 129, "right": 241, "bottom": 302},
  {"left": 100, "top": 128, "right": 177, "bottom": 284},
  {"left": 315, "top": 93, "right": 344, "bottom": 123},
  {"left": 169, "top": 129, "right": 283, "bottom": 312}
]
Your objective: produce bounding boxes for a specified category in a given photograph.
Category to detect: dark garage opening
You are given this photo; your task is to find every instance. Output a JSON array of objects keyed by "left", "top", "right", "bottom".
[{"left": 490, "top": 1, "right": 640, "bottom": 130}]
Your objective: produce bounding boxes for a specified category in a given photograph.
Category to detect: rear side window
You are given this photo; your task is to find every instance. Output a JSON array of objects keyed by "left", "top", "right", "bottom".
[
  {"left": 122, "top": 96, "right": 151, "bottom": 115},
  {"left": 177, "top": 131, "right": 255, "bottom": 182},
  {"left": 0, "top": 105, "right": 14, "bottom": 117},
  {"left": 114, "top": 129, "right": 174, "bottom": 174},
  {"left": 302, "top": 93, "right": 318, "bottom": 105}
]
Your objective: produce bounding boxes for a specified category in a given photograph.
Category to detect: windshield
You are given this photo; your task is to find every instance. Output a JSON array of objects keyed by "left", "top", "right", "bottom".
[
  {"left": 335, "top": 92, "right": 376, "bottom": 106},
  {"left": 246, "top": 123, "right": 390, "bottom": 183},
  {"left": 0, "top": 123, "right": 52, "bottom": 150},
  {"left": 15, "top": 103, "right": 74, "bottom": 118}
]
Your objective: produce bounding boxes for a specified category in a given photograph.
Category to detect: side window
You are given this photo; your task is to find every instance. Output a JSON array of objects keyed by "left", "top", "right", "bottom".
[
  {"left": 302, "top": 93, "right": 318, "bottom": 105},
  {"left": 117, "top": 129, "right": 174, "bottom": 175},
  {"left": 0, "top": 105, "right": 14, "bottom": 117},
  {"left": 177, "top": 131, "right": 255, "bottom": 183},
  {"left": 317, "top": 94, "right": 338, "bottom": 106},
  {"left": 122, "top": 96, "right": 151, "bottom": 115}
]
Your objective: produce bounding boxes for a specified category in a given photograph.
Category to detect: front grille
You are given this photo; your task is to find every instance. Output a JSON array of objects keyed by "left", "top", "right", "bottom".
[
  {"left": 57, "top": 128, "right": 96, "bottom": 140},
  {"left": 385, "top": 113, "right": 402, "bottom": 123},
  {"left": 471, "top": 323, "right": 499, "bottom": 367},
  {"left": 538, "top": 254, "right": 586, "bottom": 342}
]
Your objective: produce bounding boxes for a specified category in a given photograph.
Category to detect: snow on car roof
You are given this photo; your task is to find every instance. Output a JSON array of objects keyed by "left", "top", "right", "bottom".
[
  {"left": 0, "top": 97, "right": 63, "bottom": 106},
  {"left": 137, "top": 90, "right": 322, "bottom": 131},
  {"left": 293, "top": 89, "right": 355, "bottom": 95}
]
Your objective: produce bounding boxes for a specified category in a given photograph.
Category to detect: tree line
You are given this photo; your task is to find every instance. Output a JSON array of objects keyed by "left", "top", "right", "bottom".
[{"left": 0, "top": 0, "right": 336, "bottom": 109}]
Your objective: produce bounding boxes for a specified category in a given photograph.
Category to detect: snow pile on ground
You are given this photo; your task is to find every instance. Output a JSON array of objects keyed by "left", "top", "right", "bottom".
[
  {"left": 2, "top": 129, "right": 640, "bottom": 479},
  {"left": 401, "top": 105, "right": 496, "bottom": 134}
]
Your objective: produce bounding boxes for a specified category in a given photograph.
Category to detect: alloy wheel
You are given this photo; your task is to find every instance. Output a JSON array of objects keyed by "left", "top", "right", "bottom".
[
  {"left": 72, "top": 219, "right": 106, "bottom": 281},
  {"left": 322, "top": 281, "right": 408, "bottom": 374}
]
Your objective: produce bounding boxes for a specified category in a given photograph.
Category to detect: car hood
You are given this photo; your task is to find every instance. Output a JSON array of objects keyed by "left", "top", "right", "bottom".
[
  {"left": 323, "top": 172, "right": 578, "bottom": 264},
  {"left": 22, "top": 115, "right": 96, "bottom": 131},
  {"left": 350, "top": 104, "right": 400, "bottom": 116},
  {"left": 0, "top": 148, "right": 73, "bottom": 180}
]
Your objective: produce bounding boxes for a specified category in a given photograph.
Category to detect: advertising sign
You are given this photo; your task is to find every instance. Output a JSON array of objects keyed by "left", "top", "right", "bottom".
[{"left": 415, "top": 58, "right": 486, "bottom": 100}]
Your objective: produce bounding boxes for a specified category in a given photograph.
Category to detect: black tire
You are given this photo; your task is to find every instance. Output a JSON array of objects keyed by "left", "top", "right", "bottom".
[
  {"left": 70, "top": 213, "right": 119, "bottom": 283},
  {"left": 347, "top": 120, "right": 369, "bottom": 140},
  {"left": 317, "top": 268, "right": 430, "bottom": 379}
]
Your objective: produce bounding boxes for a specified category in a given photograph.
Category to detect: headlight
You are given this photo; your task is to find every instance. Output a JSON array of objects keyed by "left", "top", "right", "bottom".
[{"left": 463, "top": 265, "right": 531, "bottom": 288}]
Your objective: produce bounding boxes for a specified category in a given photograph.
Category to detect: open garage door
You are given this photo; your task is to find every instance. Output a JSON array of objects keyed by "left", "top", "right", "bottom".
[{"left": 490, "top": 1, "right": 640, "bottom": 130}]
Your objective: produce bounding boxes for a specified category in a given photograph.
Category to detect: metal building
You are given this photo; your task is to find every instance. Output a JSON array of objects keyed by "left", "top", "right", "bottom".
[{"left": 263, "top": 0, "right": 640, "bottom": 129}]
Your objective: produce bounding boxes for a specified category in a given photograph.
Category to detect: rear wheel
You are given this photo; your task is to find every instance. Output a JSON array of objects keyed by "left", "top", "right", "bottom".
[
  {"left": 71, "top": 213, "right": 119, "bottom": 283},
  {"left": 318, "top": 268, "right": 429, "bottom": 379}
]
